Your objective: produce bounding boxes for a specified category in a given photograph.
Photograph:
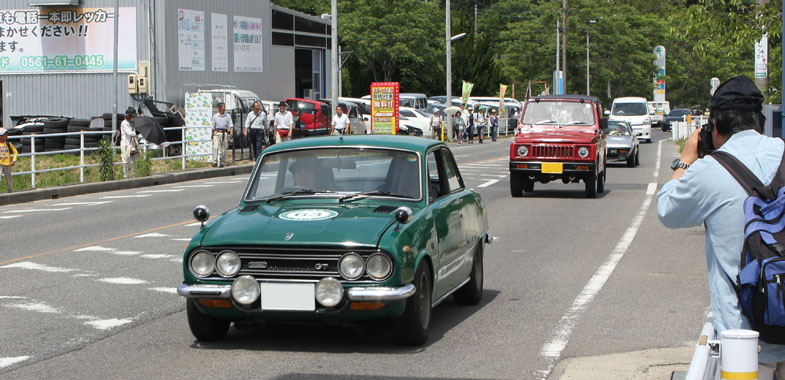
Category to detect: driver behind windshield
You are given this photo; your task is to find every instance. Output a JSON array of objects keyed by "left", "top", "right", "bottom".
[{"left": 289, "top": 157, "right": 326, "bottom": 189}]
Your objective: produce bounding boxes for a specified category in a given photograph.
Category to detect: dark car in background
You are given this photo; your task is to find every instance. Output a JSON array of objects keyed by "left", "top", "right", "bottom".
[{"left": 660, "top": 108, "right": 691, "bottom": 132}]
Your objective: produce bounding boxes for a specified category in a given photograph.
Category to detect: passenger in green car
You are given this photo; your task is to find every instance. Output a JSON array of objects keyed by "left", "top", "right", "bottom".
[{"left": 289, "top": 156, "right": 335, "bottom": 190}]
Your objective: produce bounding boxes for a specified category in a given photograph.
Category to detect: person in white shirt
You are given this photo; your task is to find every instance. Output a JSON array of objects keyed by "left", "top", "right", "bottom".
[
  {"left": 474, "top": 107, "right": 486, "bottom": 144},
  {"left": 274, "top": 101, "right": 293, "bottom": 144},
  {"left": 331, "top": 105, "right": 350, "bottom": 136},
  {"left": 430, "top": 109, "right": 442, "bottom": 140},
  {"left": 120, "top": 108, "right": 139, "bottom": 178},
  {"left": 211, "top": 102, "right": 234, "bottom": 167},
  {"left": 244, "top": 101, "right": 267, "bottom": 160}
]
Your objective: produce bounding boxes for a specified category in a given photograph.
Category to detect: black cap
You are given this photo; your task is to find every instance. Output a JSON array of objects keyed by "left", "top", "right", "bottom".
[
  {"left": 710, "top": 76, "right": 764, "bottom": 112},
  {"left": 125, "top": 107, "right": 138, "bottom": 116},
  {"left": 278, "top": 101, "right": 286, "bottom": 107}
]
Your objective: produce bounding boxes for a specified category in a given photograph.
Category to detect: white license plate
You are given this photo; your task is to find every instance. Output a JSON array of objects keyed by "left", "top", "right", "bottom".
[{"left": 260, "top": 283, "right": 315, "bottom": 311}]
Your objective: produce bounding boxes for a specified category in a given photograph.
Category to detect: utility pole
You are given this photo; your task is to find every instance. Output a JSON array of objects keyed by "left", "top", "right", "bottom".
[
  {"left": 561, "top": 0, "right": 567, "bottom": 94},
  {"left": 755, "top": 0, "right": 769, "bottom": 93},
  {"left": 586, "top": 20, "right": 596, "bottom": 96},
  {"left": 446, "top": 0, "right": 453, "bottom": 140},
  {"left": 555, "top": 20, "right": 560, "bottom": 94},
  {"left": 330, "top": 0, "right": 338, "bottom": 115},
  {"left": 474, "top": 4, "right": 478, "bottom": 35},
  {"left": 111, "top": 0, "right": 119, "bottom": 136}
]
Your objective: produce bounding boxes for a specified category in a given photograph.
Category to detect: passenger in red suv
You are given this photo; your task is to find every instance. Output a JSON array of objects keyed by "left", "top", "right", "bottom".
[{"left": 509, "top": 95, "right": 608, "bottom": 198}]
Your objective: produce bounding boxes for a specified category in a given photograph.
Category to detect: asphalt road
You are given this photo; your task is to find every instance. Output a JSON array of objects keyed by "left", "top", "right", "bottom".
[{"left": 0, "top": 131, "right": 709, "bottom": 380}]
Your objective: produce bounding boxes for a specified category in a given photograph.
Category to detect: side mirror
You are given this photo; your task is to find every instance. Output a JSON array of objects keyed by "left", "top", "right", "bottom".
[
  {"left": 600, "top": 118, "right": 608, "bottom": 131},
  {"left": 394, "top": 206, "right": 413, "bottom": 225},
  {"left": 193, "top": 205, "right": 210, "bottom": 228},
  {"left": 604, "top": 110, "right": 610, "bottom": 116}
]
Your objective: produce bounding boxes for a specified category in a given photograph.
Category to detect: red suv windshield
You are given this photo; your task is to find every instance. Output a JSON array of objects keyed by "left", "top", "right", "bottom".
[{"left": 522, "top": 101, "right": 595, "bottom": 125}]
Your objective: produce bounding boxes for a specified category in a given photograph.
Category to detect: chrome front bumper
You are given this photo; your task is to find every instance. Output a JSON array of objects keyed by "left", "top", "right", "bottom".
[{"left": 177, "top": 282, "right": 416, "bottom": 301}]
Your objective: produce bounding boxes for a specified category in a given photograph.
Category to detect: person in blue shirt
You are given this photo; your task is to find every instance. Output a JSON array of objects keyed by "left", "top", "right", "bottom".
[{"left": 657, "top": 76, "right": 785, "bottom": 379}]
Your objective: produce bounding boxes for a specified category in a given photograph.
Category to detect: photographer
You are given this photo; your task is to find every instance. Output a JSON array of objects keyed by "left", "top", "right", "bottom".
[{"left": 657, "top": 76, "right": 784, "bottom": 378}]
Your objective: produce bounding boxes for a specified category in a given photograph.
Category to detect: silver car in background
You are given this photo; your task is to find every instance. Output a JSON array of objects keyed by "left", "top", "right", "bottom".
[{"left": 604, "top": 120, "right": 639, "bottom": 167}]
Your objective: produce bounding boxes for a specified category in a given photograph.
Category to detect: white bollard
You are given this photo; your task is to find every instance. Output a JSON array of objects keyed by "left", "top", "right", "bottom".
[{"left": 720, "top": 329, "right": 759, "bottom": 380}]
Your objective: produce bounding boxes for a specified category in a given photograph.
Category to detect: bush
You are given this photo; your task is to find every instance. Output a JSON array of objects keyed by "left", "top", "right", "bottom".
[
  {"left": 97, "top": 139, "right": 115, "bottom": 181},
  {"left": 137, "top": 150, "right": 152, "bottom": 177}
]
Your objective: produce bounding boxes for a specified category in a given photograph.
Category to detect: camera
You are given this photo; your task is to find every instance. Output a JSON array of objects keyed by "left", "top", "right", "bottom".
[{"left": 698, "top": 122, "right": 714, "bottom": 157}]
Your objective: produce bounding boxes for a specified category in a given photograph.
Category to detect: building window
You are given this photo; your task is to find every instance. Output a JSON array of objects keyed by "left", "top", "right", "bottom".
[
  {"left": 272, "top": 10, "right": 294, "bottom": 30},
  {"left": 272, "top": 32, "right": 294, "bottom": 46},
  {"left": 295, "top": 16, "right": 326, "bottom": 35}
]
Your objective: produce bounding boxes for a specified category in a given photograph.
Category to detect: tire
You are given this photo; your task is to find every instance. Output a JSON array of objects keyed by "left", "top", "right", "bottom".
[
  {"left": 597, "top": 165, "right": 605, "bottom": 194},
  {"left": 585, "top": 172, "right": 597, "bottom": 198},
  {"left": 510, "top": 172, "right": 524, "bottom": 197},
  {"left": 626, "top": 153, "right": 635, "bottom": 167},
  {"left": 454, "top": 241, "right": 484, "bottom": 305},
  {"left": 634, "top": 149, "right": 640, "bottom": 166},
  {"left": 523, "top": 179, "right": 534, "bottom": 192},
  {"left": 393, "top": 260, "right": 432, "bottom": 346},
  {"left": 186, "top": 299, "right": 230, "bottom": 342},
  {"left": 69, "top": 119, "right": 90, "bottom": 127}
]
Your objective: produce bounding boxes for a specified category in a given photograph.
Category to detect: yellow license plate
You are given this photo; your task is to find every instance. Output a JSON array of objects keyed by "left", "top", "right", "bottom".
[{"left": 541, "top": 163, "right": 563, "bottom": 174}]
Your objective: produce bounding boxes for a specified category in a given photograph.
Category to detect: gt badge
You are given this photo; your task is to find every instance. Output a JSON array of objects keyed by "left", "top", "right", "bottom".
[{"left": 285, "top": 233, "right": 294, "bottom": 241}]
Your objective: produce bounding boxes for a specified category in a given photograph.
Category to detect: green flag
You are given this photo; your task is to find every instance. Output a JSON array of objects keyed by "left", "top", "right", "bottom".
[{"left": 461, "top": 81, "right": 474, "bottom": 105}]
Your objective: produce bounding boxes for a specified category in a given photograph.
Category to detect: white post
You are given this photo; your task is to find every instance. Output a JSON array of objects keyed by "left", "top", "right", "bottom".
[
  {"left": 719, "top": 330, "right": 759, "bottom": 380},
  {"left": 684, "top": 313, "right": 716, "bottom": 380},
  {"left": 79, "top": 131, "right": 85, "bottom": 183},
  {"left": 30, "top": 135, "right": 36, "bottom": 189}
]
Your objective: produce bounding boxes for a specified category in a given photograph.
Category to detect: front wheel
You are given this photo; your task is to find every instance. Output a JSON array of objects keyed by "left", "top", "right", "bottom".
[
  {"left": 634, "top": 149, "right": 640, "bottom": 166},
  {"left": 454, "top": 241, "right": 484, "bottom": 305},
  {"left": 393, "top": 260, "right": 432, "bottom": 346},
  {"left": 585, "top": 172, "right": 597, "bottom": 198},
  {"left": 626, "top": 152, "right": 635, "bottom": 167},
  {"left": 597, "top": 166, "right": 605, "bottom": 194},
  {"left": 510, "top": 172, "right": 524, "bottom": 197},
  {"left": 186, "top": 299, "right": 230, "bottom": 342}
]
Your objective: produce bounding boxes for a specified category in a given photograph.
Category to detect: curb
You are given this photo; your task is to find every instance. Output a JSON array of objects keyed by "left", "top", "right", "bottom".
[{"left": 0, "top": 164, "right": 255, "bottom": 206}]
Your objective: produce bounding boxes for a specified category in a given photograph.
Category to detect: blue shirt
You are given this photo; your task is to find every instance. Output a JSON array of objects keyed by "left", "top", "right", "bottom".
[
  {"left": 657, "top": 129, "right": 785, "bottom": 363},
  {"left": 211, "top": 112, "right": 234, "bottom": 131}
]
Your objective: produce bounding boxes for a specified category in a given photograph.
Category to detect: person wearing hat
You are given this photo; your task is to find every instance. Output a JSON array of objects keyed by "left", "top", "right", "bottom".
[
  {"left": 273, "top": 101, "right": 293, "bottom": 144},
  {"left": 0, "top": 127, "right": 18, "bottom": 193},
  {"left": 489, "top": 108, "right": 499, "bottom": 142},
  {"left": 120, "top": 108, "right": 140, "bottom": 178},
  {"left": 658, "top": 75, "right": 785, "bottom": 378}
]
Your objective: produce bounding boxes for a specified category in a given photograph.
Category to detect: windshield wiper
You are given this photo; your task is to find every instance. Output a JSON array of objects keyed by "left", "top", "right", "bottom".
[
  {"left": 265, "top": 189, "right": 334, "bottom": 203},
  {"left": 534, "top": 120, "right": 558, "bottom": 125},
  {"left": 339, "top": 190, "right": 414, "bottom": 203},
  {"left": 565, "top": 121, "right": 590, "bottom": 125}
]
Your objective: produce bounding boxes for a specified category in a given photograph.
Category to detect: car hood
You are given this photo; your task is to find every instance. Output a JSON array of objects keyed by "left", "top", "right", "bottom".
[
  {"left": 610, "top": 115, "right": 649, "bottom": 124},
  {"left": 516, "top": 127, "right": 599, "bottom": 144},
  {"left": 199, "top": 203, "right": 402, "bottom": 247},
  {"left": 606, "top": 135, "right": 634, "bottom": 147}
]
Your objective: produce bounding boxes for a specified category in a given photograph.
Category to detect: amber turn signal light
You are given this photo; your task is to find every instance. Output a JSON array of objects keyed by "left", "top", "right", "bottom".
[
  {"left": 198, "top": 299, "right": 232, "bottom": 308},
  {"left": 576, "top": 165, "right": 590, "bottom": 171},
  {"left": 349, "top": 302, "right": 386, "bottom": 311}
]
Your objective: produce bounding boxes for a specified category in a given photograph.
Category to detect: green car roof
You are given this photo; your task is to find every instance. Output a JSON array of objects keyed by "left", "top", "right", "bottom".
[{"left": 263, "top": 135, "right": 445, "bottom": 154}]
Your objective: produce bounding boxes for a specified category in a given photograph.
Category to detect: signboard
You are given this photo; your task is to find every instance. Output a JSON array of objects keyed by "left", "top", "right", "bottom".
[
  {"left": 653, "top": 45, "right": 666, "bottom": 102},
  {"left": 178, "top": 9, "right": 204, "bottom": 71},
  {"left": 184, "top": 92, "right": 212, "bottom": 161},
  {"left": 233, "top": 16, "right": 262, "bottom": 72},
  {"left": 370, "top": 82, "right": 399, "bottom": 134},
  {"left": 461, "top": 81, "right": 474, "bottom": 105},
  {"left": 0, "top": 7, "right": 137, "bottom": 74},
  {"left": 499, "top": 84, "right": 508, "bottom": 116},
  {"left": 211, "top": 13, "right": 227, "bottom": 72},
  {"left": 755, "top": 34, "right": 767, "bottom": 79}
]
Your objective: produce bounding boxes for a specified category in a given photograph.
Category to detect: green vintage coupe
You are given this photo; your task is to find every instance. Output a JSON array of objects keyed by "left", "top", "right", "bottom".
[{"left": 177, "top": 135, "right": 490, "bottom": 345}]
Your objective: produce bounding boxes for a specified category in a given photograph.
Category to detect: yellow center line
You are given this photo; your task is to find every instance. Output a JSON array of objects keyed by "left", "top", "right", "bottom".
[{"left": 0, "top": 220, "right": 193, "bottom": 267}]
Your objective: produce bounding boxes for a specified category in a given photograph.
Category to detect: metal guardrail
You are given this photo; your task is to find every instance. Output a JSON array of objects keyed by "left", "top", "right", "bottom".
[
  {"left": 685, "top": 313, "right": 719, "bottom": 380},
  {"left": 683, "top": 312, "right": 761, "bottom": 380},
  {"left": 4, "top": 125, "right": 252, "bottom": 189}
]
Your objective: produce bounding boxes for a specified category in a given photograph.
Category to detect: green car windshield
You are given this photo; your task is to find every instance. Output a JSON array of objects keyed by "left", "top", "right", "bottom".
[{"left": 246, "top": 148, "right": 422, "bottom": 201}]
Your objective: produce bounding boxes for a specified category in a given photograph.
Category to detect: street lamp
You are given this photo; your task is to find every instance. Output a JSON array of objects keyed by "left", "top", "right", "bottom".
[
  {"left": 446, "top": 0, "right": 467, "bottom": 141},
  {"left": 586, "top": 19, "right": 596, "bottom": 96}
]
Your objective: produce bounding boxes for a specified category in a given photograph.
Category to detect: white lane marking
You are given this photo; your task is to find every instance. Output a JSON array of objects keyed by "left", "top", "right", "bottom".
[
  {"left": 0, "top": 356, "right": 31, "bottom": 369},
  {"left": 84, "top": 318, "right": 133, "bottom": 330},
  {"left": 112, "top": 251, "right": 142, "bottom": 256},
  {"left": 134, "top": 233, "right": 168, "bottom": 238},
  {"left": 205, "top": 181, "right": 243, "bottom": 184},
  {"left": 454, "top": 154, "right": 469, "bottom": 157},
  {"left": 171, "top": 238, "right": 192, "bottom": 242},
  {"left": 463, "top": 163, "right": 504, "bottom": 167},
  {"left": 71, "top": 273, "right": 97, "bottom": 278},
  {"left": 53, "top": 201, "right": 112, "bottom": 206},
  {"left": 149, "top": 287, "right": 178, "bottom": 294},
  {"left": 479, "top": 174, "right": 508, "bottom": 178},
  {"left": 0, "top": 262, "right": 76, "bottom": 273},
  {"left": 537, "top": 144, "right": 662, "bottom": 380},
  {"left": 185, "top": 222, "right": 202, "bottom": 227},
  {"left": 0, "top": 296, "right": 26, "bottom": 299},
  {"left": 646, "top": 182, "right": 657, "bottom": 195},
  {"left": 0, "top": 215, "right": 22, "bottom": 219},
  {"left": 140, "top": 254, "right": 178, "bottom": 260},
  {"left": 98, "top": 277, "right": 148, "bottom": 285},
  {"left": 174, "top": 185, "right": 214, "bottom": 188},
  {"left": 3, "top": 207, "right": 71, "bottom": 213},
  {"left": 100, "top": 195, "right": 152, "bottom": 199},
  {"left": 6, "top": 302, "right": 60, "bottom": 314},
  {"left": 74, "top": 246, "right": 115, "bottom": 252},
  {"left": 653, "top": 139, "right": 663, "bottom": 178},
  {"left": 138, "top": 189, "right": 184, "bottom": 193},
  {"left": 478, "top": 179, "right": 499, "bottom": 188}
]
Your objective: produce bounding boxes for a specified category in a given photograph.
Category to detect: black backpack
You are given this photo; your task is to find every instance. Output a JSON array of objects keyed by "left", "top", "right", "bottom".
[{"left": 712, "top": 150, "right": 785, "bottom": 344}]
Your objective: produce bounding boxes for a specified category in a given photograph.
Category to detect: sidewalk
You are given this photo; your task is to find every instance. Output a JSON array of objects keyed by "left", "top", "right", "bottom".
[
  {"left": 0, "top": 162, "right": 255, "bottom": 206},
  {"left": 552, "top": 345, "right": 692, "bottom": 380}
]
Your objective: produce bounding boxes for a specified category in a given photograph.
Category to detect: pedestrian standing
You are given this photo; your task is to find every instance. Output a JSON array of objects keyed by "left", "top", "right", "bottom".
[
  {"left": 0, "top": 128, "right": 17, "bottom": 193},
  {"left": 466, "top": 105, "right": 475, "bottom": 143},
  {"left": 244, "top": 101, "right": 267, "bottom": 160},
  {"left": 489, "top": 109, "right": 499, "bottom": 142},
  {"left": 211, "top": 102, "right": 234, "bottom": 167},
  {"left": 430, "top": 109, "right": 442, "bottom": 140},
  {"left": 474, "top": 107, "right": 486, "bottom": 144},
  {"left": 657, "top": 76, "right": 785, "bottom": 379},
  {"left": 274, "top": 101, "right": 293, "bottom": 144},
  {"left": 331, "top": 105, "right": 350, "bottom": 136},
  {"left": 120, "top": 108, "right": 140, "bottom": 178},
  {"left": 453, "top": 111, "right": 465, "bottom": 145}
]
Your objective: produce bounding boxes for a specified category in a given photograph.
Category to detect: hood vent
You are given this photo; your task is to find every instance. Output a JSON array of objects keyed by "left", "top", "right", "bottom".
[
  {"left": 240, "top": 205, "right": 259, "bottom": 213},
  {"left": 372, "top": 205, "right": 397, "bottom": 214}
]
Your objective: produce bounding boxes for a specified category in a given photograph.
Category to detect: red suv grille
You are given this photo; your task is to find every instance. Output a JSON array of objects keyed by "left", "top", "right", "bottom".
[{"left": 532, "top": 145, "right": 573, "bottom": 158}]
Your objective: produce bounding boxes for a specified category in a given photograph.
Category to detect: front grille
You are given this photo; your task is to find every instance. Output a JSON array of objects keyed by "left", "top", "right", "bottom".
[
  {"left": 532, "top": 145, "right": 573, "bottom": 158},
  {"left": 195, "top": 247, "right": 390, "bottom": 281}
]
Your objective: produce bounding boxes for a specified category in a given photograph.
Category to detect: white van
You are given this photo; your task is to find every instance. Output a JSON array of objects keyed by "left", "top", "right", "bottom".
[{"left": 609, "top": 97, "right": 652, "bottom": 143}]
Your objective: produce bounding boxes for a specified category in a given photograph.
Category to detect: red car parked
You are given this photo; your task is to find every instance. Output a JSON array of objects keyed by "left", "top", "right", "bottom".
[{"left": 285, "top": 98, "right": 331, "bottom": 138}]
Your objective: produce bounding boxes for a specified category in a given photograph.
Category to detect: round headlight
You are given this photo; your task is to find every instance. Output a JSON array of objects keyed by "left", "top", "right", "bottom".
[
  {"left": 231, "top": 275, "right": 260, "bottom": 305},
  {"left": 516, "top": 145, "right": 529, "bottom": 157},
  {"left": 577, "top": 147, "right": 590, "bottom": 158},
  {"left": 339, "top": 253, "right": 365, "bottom": 280},
  {"left": 315, "top": 277, "right": 343, "bottom": 307},
  {"left": 215, "top": 250, "right": 241, "bottom": 277},
  {"left": 190, "top": 250, "right": 215, "bottom": 277},
  {"left": 366, "top": 254, "right": 392, "bottom": 280}
]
